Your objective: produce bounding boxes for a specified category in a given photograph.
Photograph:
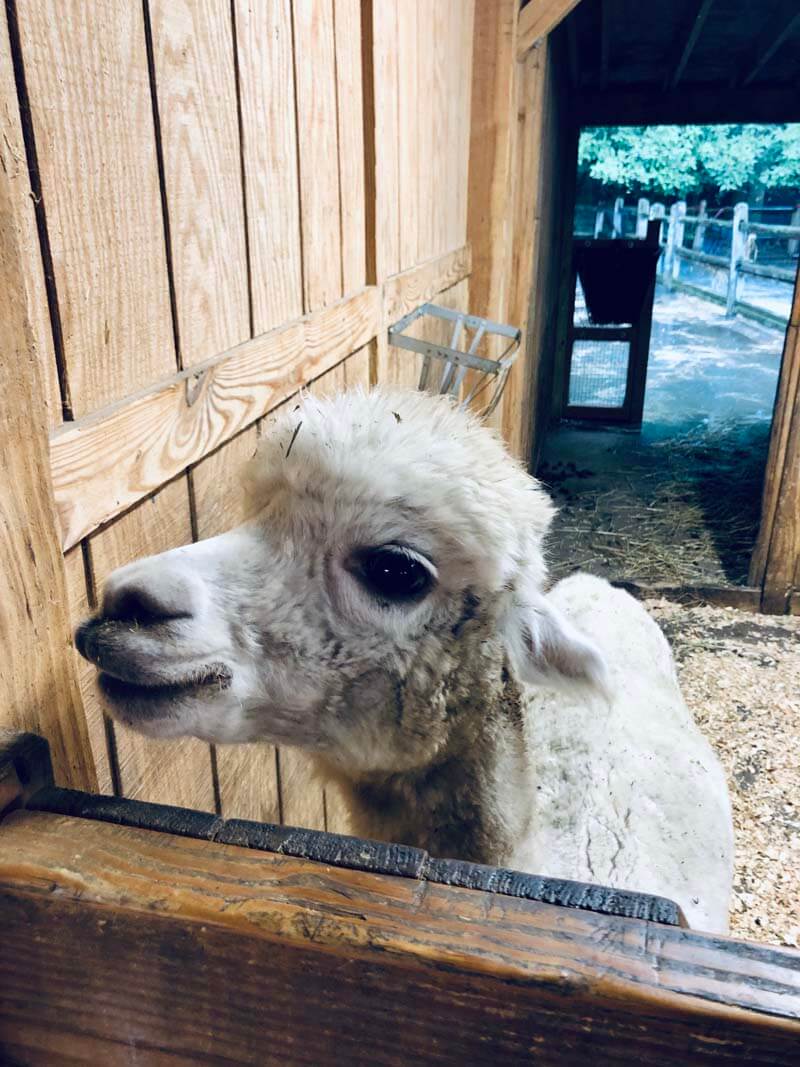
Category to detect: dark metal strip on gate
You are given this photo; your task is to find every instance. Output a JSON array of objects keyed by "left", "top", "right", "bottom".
[{"left": 2, "top": 732, "right": 685, "bottom": 927}]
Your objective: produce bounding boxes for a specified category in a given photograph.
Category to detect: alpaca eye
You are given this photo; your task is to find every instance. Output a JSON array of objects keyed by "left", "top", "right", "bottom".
[{"left": 355, "top": 545, "right": 435, "bottom": 604}]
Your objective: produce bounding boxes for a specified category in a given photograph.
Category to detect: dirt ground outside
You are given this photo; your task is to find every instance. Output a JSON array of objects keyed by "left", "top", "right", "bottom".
[
  {"left": 646, "top": 600, "right": 800, "bottom": 947},
  {"left": 542, "top": 286, "right": 785, "bottom": 588}
]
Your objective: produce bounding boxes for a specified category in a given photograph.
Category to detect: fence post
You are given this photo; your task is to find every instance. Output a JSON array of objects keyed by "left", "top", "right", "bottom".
[
  {"left": 666, "top": 201, "right": 686, "bottom": 286},
  {"left": 726, "top": 201, "right": 748, "bottom": 317},
  {"left": 594, "top": 209, "right": 604, "bottom": 238},
  {"left": 663, "top": 204, "right": 677, "bottom": 289},
  {"left": 613, "top": 196, "right": 624, "bottom": 237},
  {"left": 650, "top": 202, "right": 666, "bottom": 275},
  {"left": 693, "top": 199, "right": 707, "bottom": 250},
  {"left": 789, "top": 202, "right": 800, "bottom": 257},
  {"left": 636, "top": 198, "right": 650, "bottom": 239}
]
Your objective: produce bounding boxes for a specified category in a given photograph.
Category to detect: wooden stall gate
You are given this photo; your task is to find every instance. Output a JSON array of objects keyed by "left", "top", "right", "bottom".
[
  {"left": 1, "top": 731, "right": 799, "bottom": 1064},
  {"left": 1, "top": 0, "right": 474, "bottom": 807}
]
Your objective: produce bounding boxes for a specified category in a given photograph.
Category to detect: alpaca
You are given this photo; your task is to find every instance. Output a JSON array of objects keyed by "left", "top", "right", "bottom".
[{"left": 76, "top": 388, "right": 734, "bottom": 932}]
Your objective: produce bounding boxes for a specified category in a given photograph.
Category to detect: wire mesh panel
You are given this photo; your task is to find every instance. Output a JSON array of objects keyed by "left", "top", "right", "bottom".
[{"left": 567, "top": 338, "right": 630, "bottom": 408}]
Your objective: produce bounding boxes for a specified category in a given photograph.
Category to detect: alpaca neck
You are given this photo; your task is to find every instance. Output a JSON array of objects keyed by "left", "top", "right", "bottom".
[{"left": 328, "top": 670, "right": 533, "bottom": 867}]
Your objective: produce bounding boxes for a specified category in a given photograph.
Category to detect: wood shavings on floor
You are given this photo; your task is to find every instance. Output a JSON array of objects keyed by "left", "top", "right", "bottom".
[{"left": 646, "top": 598, "right": 800, "bottom": 946}]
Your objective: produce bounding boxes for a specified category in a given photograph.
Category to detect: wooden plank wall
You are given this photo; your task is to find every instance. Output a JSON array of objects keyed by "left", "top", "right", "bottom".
[
  {"left": 0, "top": 1, "right": 474, "bottom": 818},
  {"left": 468, "top": 3, "right": 578, "bottom": 462}
]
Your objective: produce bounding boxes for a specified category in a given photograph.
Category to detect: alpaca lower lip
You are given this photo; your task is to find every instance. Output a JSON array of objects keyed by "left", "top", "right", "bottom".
[{"left": 98, "top": 665, "right": 232, "bottom": 704}]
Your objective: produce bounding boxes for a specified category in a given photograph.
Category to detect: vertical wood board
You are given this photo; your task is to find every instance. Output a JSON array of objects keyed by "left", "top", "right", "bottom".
[
  {"left": 234, "top": 0, "right": 303, "bottom": 335},
  {"left": 16, "top": 0, "right": 176, "bottom": 415},
  {"left": 0, "top": 3, "right": 60, "bottom": 425},
  {"left": 372, "top": 0, "right": 399, "bottom": 280},
  {"left": 62, "top": 547, "right": 114, "bottom": 794},
  {"left": 292, "top": 0, "right": 342, "bottom": 312},
  {"left": 0, "top": 149, "right": 96, "bottom": 790},
  {"left": 149, "top": 0, "right": 250, "bottom": 366},
  {"left": 333, "top": 0, "right": 366, "bottom": 294}
]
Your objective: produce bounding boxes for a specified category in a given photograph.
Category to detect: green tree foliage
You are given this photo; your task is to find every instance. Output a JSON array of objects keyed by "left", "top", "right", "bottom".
[{"left": 578, "top": 125, "right": 800, "bottom": 200}]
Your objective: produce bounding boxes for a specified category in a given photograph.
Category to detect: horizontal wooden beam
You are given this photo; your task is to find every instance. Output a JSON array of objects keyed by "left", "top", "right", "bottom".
[
  {"left": 576, "top": 86, "right": 800, "bottom": 126},
  {"left": 383, "top": 244, "right": 471, "bottom": 324},
  {"left": 1, "top": 810, "right": 799, "bottom": 1063},
  {"left": 516, "top": 0, "right": 582, "bottom": 59},
  {"left": 742, "top": 1, "right": 800, "bottom": 88},
  {"left": 663, "top": 0, "right": 715, "bottom": 90},
  {"left": 612, "top": 580, "right": 763, "bottom": 613},
  {"left": 49, "top": 246, "right": 471, "bottom": 550}
]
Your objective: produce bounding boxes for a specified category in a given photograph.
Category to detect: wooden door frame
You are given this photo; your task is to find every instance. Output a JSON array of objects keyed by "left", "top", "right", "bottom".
[{"left": 750, "top": 261, "right": 800, "bottom": 614}]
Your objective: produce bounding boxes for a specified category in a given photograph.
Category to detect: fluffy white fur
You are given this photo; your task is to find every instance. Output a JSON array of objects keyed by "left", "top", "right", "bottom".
[{"left": 76, "top": 388, "right": 734, "bottom": 932}]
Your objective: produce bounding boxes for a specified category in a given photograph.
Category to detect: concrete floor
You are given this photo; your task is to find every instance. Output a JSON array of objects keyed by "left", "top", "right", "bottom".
[
  {"left": 541, "top": 286, "right": 784, "bottom": 586},
  {"left": 643, "top": 285, "right": 783, "bottom": 431}
]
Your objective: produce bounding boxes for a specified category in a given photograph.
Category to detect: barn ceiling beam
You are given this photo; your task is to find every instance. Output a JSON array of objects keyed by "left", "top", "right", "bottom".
[
  {"left": 741, "top": 1, "right": 800, "bottom": 87},
  {"left": 662, "top": 0, "right": 715, "bottom": 91},
  {"left": 516, "top": 0, "right": 582, "bottom": 59},
  {"left": 599, "top": 0, "right": 610, "bottom": 90},
  {"left": 576, "top": 86, "right": 800, "bottom": 126}
]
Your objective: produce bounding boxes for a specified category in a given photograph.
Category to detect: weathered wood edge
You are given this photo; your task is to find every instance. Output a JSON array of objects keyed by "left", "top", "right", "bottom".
[
  {"left": 1, "top": 734, "right": 683, "bottom": 925},
  {"left": 612, "top": 579, "right": 764, "bottom": 613},
  {"left": 516, "top": 0, "right": 581, "bottom": 59},
  {"left": 24, "top": 784, "right": 684, "bottom": 926}
]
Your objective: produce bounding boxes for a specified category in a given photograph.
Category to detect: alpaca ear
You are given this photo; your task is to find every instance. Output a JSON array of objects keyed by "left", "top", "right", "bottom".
[{"left": 503, "top": 594, "right": 609, "bottom": 696}]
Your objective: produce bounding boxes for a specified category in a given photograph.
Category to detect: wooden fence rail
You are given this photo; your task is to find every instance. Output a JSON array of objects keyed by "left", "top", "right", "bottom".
[{"left": 579, "top": 198, "right": 800, "bottom": 330}]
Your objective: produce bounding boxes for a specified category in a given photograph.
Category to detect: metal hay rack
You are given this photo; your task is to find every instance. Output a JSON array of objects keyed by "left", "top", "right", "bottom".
[{"left": 388, "top": 303, "right": 521, "bottom": 419}]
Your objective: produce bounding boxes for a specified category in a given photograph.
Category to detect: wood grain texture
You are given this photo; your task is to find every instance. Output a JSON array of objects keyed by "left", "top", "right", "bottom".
[
  {"left": 0, "top": 3, "right": 60, "bottom": 425},
  {"left": 276, "top": 746, "right": 326, "bottom": 831},
  {"left": 415, "top": 0, "right": 435, "bottom": 264},
  {"left": 50, "top": 286, "right": 381, "bottom": 550},
  {"left": 397, "top": 0, "right": 419, "bottom": 270},
  {"left": 466, "top": 0, "right": 518, "bottom": 352},
  {"left": 235, "top": 0, "right": 303, "bottom": 334},
  {"left": 517, "top": 0, "right": 582, "bottom": 57},
  {"left": 372, "top": 0, "right": 399, "bottom": 280},
  {"left": 149, "top": 0, "right": 249, "bottom": 366},
  {"left": 0, "top": 811, "right": 798, "bottom": 1065},
  {"left": 431, "top": 0, "right": 447, "bottom": 259},
  {"left": 86, "top": 479, "right": 216, "bottom": 810},
  {"left": 344, "top": 342, "right": 373, "bottom": 389},
  {"left": 383, "top": 244, "right": 472, "bottom": 324},
  {"left": 454, "top": 0, "right": 475, "bottom": 251},
  {"left": 751, "top": 273, "right": 800, "bottom": 611},
  {"left": 192, "top": 426, "right": 281, "bottom": 823},
  {"left": 333, "top": 0, "right": 366, "bottom": 294},
  {"left": 16, "top": 0, "right": 177, "bottom": 415},
  {"left": 292, "top": 0, "right": 342, "bottom": 312},
  {"left": 62, "top": 548, "right": 114, "bottom": 795},
  {"left": 23, "top": 782, "right": 683, "bottom": 924},
  {"left": 502, "top": 41, "right": 548, "bottom": 460},
  {"left": 760, "top": 365, "right": 800, "bottom": 614},
  {"left": 0, "top": 146, "right": 97, "bottom": 792}
]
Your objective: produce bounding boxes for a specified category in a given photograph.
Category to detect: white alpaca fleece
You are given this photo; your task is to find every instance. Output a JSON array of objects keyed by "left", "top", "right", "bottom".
[
  {"left": 243, "top": 388, "right": 555, "bottom": 593},
  {"left": 77, "top": 386, "right": 734, "bottom": 934}
]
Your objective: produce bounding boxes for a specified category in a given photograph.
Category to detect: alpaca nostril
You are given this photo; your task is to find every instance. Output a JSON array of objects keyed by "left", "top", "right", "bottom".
[
  {"left": 102, "top": 568, "right": 200, "bottom": 626},
  {"left": 105, "top": 586, "right": 189, "bottom": 625}
]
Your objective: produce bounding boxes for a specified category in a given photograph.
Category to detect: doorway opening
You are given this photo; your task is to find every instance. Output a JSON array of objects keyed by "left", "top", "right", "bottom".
[{"left": 540, "top": 123, "right": 799, "bottom": 593}]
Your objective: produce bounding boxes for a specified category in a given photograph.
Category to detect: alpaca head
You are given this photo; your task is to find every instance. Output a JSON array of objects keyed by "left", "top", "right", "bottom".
[{"left": 76, "top": 389, "right": 605, "bottom": 777}]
